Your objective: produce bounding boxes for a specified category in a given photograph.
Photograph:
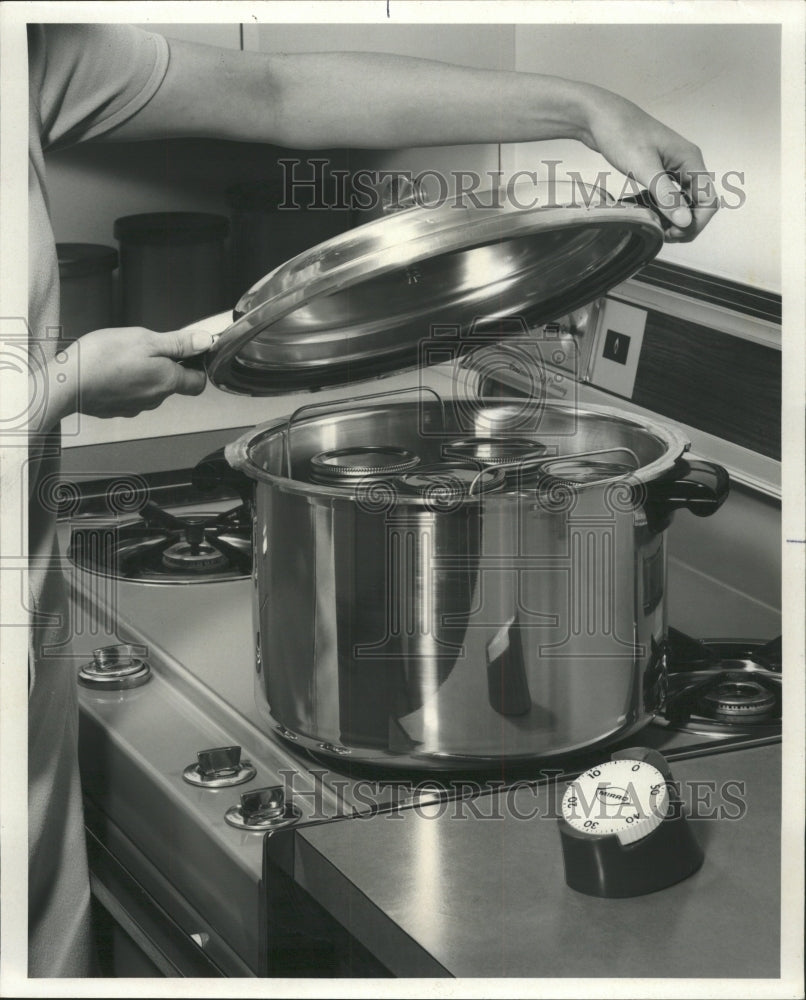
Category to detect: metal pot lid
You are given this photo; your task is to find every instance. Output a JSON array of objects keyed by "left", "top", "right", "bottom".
[
  {"left": 207, "top": 182, "right": 664, "bottom": 395},
  {"left": 309, "top": 446, "right": 421, "bottom": 485}
]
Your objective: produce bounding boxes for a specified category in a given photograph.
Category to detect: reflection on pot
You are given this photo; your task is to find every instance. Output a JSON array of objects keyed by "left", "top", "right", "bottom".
[{"left": 218, "top": 396, "right": 728, "bottom": 770}]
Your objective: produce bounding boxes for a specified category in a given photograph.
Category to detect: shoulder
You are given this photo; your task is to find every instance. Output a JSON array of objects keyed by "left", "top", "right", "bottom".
[{"left": 29, "top": 23, "right": 170, "bottom": 150}]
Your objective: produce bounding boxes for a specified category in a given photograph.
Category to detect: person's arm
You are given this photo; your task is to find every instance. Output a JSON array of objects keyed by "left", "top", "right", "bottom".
[{"left": 106, "top": 42, "right": 717, "bottom": 241}]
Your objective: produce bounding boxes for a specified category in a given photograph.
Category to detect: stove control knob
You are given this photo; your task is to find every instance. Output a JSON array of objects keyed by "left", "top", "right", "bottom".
[
  {"left": 78, "top": 644, "right": 151, "bottom": 690},
  {"left": 558, "top": 747, "right": 704, "bottom": 897},
  {"left": 182, "top": 746, "right": 256, "bottom": 788},
  {"left": 242, "top": 786, "right": 286, "bottom": 822},
  {"left": 224, "top": 785, "right": 301, "bottom": 832}
]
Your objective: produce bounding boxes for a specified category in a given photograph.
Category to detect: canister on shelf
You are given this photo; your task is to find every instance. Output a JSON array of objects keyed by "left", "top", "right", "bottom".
[
  {"left": 114, "top": 212, "right": 229, "bottom": 331},
  {"left": 56, "top": 243, "right": 118, "bottom": 341}
]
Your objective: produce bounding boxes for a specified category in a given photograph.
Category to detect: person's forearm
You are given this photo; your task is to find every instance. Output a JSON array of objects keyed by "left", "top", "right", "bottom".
[
  {"left": 109, "top": 38, "right": 716, "bottom": 240},
  {"left": 113, "top": 43, "right": 599, "bottom": 150},
  {"left": 265, "top": 53, "right": 598, "bottom": 149}
]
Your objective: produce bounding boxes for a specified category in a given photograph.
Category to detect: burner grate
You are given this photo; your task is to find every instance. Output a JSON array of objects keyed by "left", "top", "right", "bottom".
[
  {"left": 68, "top": 502, "right": 252, "bottom": 584},
  {"left": 658, "top": 630, "right": 782, "bottom": 736}
]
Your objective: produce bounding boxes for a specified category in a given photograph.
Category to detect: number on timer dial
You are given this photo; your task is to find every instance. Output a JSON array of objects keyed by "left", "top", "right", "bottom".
[{"left": 561, "top": 759, "right": 670, "bottom": 846}]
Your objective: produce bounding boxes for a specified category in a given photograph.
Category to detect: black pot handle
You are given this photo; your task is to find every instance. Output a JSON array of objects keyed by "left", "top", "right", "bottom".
[
  {"left": 645, "top": 458, "right": 730, "bottom": 518},
  {"left": 179, "top": 353, "right": 209, "bottom": 372},
  {"left": 192, "top": 447, "right": 252, "bottom": 504},
  {"left": 620, "top": 188, "right": 679, "bottom": 232}
]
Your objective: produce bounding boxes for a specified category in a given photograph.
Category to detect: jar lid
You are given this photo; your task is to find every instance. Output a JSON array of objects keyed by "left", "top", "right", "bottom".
[
  {"left": 113, "top": 212, "right": 230, "bottom": 246},
  {"left": 206, "top": 181, "right": 664, "bottom": 395},
  {"left": 56, "top": 243, "right": 118, "bottom": 278},
  {"left": 443, "top": 436, "right": 548, "bottom": 466},
  {"left": 539, "top": 456, "right": 638, "bottom": 485},
  {"left": 309, "top": 446, "right": 421, "bottom": 485},
  {"left": 397, "top": 462, "right": 506, "bottom": 503}
]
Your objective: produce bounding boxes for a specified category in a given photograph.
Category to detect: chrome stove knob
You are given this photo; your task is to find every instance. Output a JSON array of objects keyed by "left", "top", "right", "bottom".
[
  {"left": 78, "top": 644, "right": 151, "bottom": 690},
  {"left": 183, "top": 746, "right": 256, "bottom": 788},
  {"left": 224, "top": 785, "right": 301, "bottom": 832},
  {"left": 241, "top": 787, "right": 286, "bottom": 823}
]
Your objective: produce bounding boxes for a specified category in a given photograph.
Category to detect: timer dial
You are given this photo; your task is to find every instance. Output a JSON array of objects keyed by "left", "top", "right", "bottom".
[
  {"left": 562, "top": 758, "right": 670, "bottom": 845},
  {"left": 558, "top": 748, "right": 704, "bottom": 898}
]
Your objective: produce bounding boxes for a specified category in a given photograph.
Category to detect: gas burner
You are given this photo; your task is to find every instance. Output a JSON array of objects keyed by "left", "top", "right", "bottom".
[
  {"left": 655, "top": 629, "right": 782, "bottom": 736},
  {"left": 68, "top": 501, "right": 252, "bottom": 584},
  {"left": 700, "top": 675, "right": 777, "bottom": 720},
  {"left": 161, "top": 540, "right": 231, "bottom": 573}
]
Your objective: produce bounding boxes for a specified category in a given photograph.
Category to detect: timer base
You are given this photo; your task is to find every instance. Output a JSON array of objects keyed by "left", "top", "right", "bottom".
[{"left": 560, "top": 797, "right": 704, "bottom": 898}]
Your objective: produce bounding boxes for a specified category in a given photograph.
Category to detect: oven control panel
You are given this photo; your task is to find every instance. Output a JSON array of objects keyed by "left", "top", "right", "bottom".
[{"left": 589, "top": 298, "right": 648, "bottom": 398}]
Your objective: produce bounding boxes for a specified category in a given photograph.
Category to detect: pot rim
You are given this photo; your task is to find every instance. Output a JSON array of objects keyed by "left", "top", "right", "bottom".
[{"left": 224, "top": 399, "right": 691, "bottom": 504}]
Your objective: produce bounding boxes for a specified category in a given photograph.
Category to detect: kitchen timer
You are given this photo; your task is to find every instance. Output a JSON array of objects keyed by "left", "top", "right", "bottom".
[{"left": 559, "top": 747, "right": 704, "bottom": 897}]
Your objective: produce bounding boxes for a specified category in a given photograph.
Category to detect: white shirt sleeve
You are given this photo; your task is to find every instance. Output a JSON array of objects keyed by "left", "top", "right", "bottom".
[{"left": 31, "top": 23, "right": 170, "bottom": 152}]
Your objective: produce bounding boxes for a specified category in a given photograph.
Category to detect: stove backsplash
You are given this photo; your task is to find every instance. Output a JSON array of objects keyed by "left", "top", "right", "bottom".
[{"left": 466, "top": 265, "right": 782, "bottom": 640}]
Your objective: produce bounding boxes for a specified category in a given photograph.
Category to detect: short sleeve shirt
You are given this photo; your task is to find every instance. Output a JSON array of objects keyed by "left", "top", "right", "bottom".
[
  {"left": 28, "top": 24, "right": 169, "bottom": 597},
  {"left": 26, "top": 24, "right": 169, "bottom": 977},
  {"left": 28, "top": 23, "right": 169, "bottom": 347}
]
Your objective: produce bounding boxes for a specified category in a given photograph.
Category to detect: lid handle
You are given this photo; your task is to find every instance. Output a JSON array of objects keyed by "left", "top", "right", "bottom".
[
  {"left": 380, "top": 173, "right": 419, "bottom": 214},
  {"left": 620, "top": 187, "right": 686, "bottom": 232}
]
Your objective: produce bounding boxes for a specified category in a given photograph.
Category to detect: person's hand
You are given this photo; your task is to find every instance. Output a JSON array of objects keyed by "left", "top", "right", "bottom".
[
  {"left": 41, "top": 326, "right": 217, "bottom": 428},
  {"left": 578, "top": 86, "right": 718, "bottom": 242}
]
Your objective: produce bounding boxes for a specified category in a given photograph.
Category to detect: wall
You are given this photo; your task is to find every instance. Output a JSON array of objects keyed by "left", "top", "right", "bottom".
[{"left": 505, "top": 24, "right": 781, "bottom": 292}]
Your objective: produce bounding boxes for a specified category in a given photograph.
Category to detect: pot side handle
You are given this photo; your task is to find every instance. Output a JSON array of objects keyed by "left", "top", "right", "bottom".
[
  {"left": 192, "top": 447, "right": 253, "bottom": 504},
  {"left": 644, "top": 459, "right": 730, "bottom": 518}
]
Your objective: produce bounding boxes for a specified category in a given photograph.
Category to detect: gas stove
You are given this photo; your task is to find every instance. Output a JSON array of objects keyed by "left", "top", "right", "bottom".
[
  {"left": 659, "top": 630, "right": 782, "bottom": 737},
  {"left": 68, "top": 501, "right": 252, "bottom": 583},
  {"left": 60, "top": 494, "right": 783, "bottom": 979}
]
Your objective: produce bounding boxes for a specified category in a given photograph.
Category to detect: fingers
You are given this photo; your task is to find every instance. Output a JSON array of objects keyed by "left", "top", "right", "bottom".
[
  {"left": 651, "top": 172, "right": 693, "bottom": 231},
  {"left": 672, "top": 163, "right": 719, "bottom": 243},
  {"left": 659, "top": 144, "right": 719, "bottom": 243},
  {"left": 630, "top": 157, "right": 719, "bottom": 244},
  {"left": 171, "top": 364, "right": 207, "bottom": 396},
  {"left": 151, "top": 328, "right": 220, "bottom": 359}
]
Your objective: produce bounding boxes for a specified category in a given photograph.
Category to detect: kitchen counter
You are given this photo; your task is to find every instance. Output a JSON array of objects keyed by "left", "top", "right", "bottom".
[
  {"left": 269, "top": 744, "right": 782, "bottom": 979},
  {"left": 71, "top": 554, "right": 784, "bottom": 979}
]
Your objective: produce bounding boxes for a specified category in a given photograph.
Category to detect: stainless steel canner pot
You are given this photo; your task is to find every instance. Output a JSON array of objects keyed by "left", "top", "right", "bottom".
[
  {"left": 192, "top": 180, "right": 730, "bottom": 768},
  {"left": 222, "top": 394, "right": 728, "bottom": 768}
]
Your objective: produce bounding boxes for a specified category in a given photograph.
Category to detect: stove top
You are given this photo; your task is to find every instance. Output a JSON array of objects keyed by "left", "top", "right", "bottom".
[
  {"left": 68, "top": 500, "right": 252, "bottom": 583},
  {"left": 655, "top": 629, "right": 782, "bottom": 737},
  {"left": 60, "top": 503, "right": 784, "bottom": 977}
]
